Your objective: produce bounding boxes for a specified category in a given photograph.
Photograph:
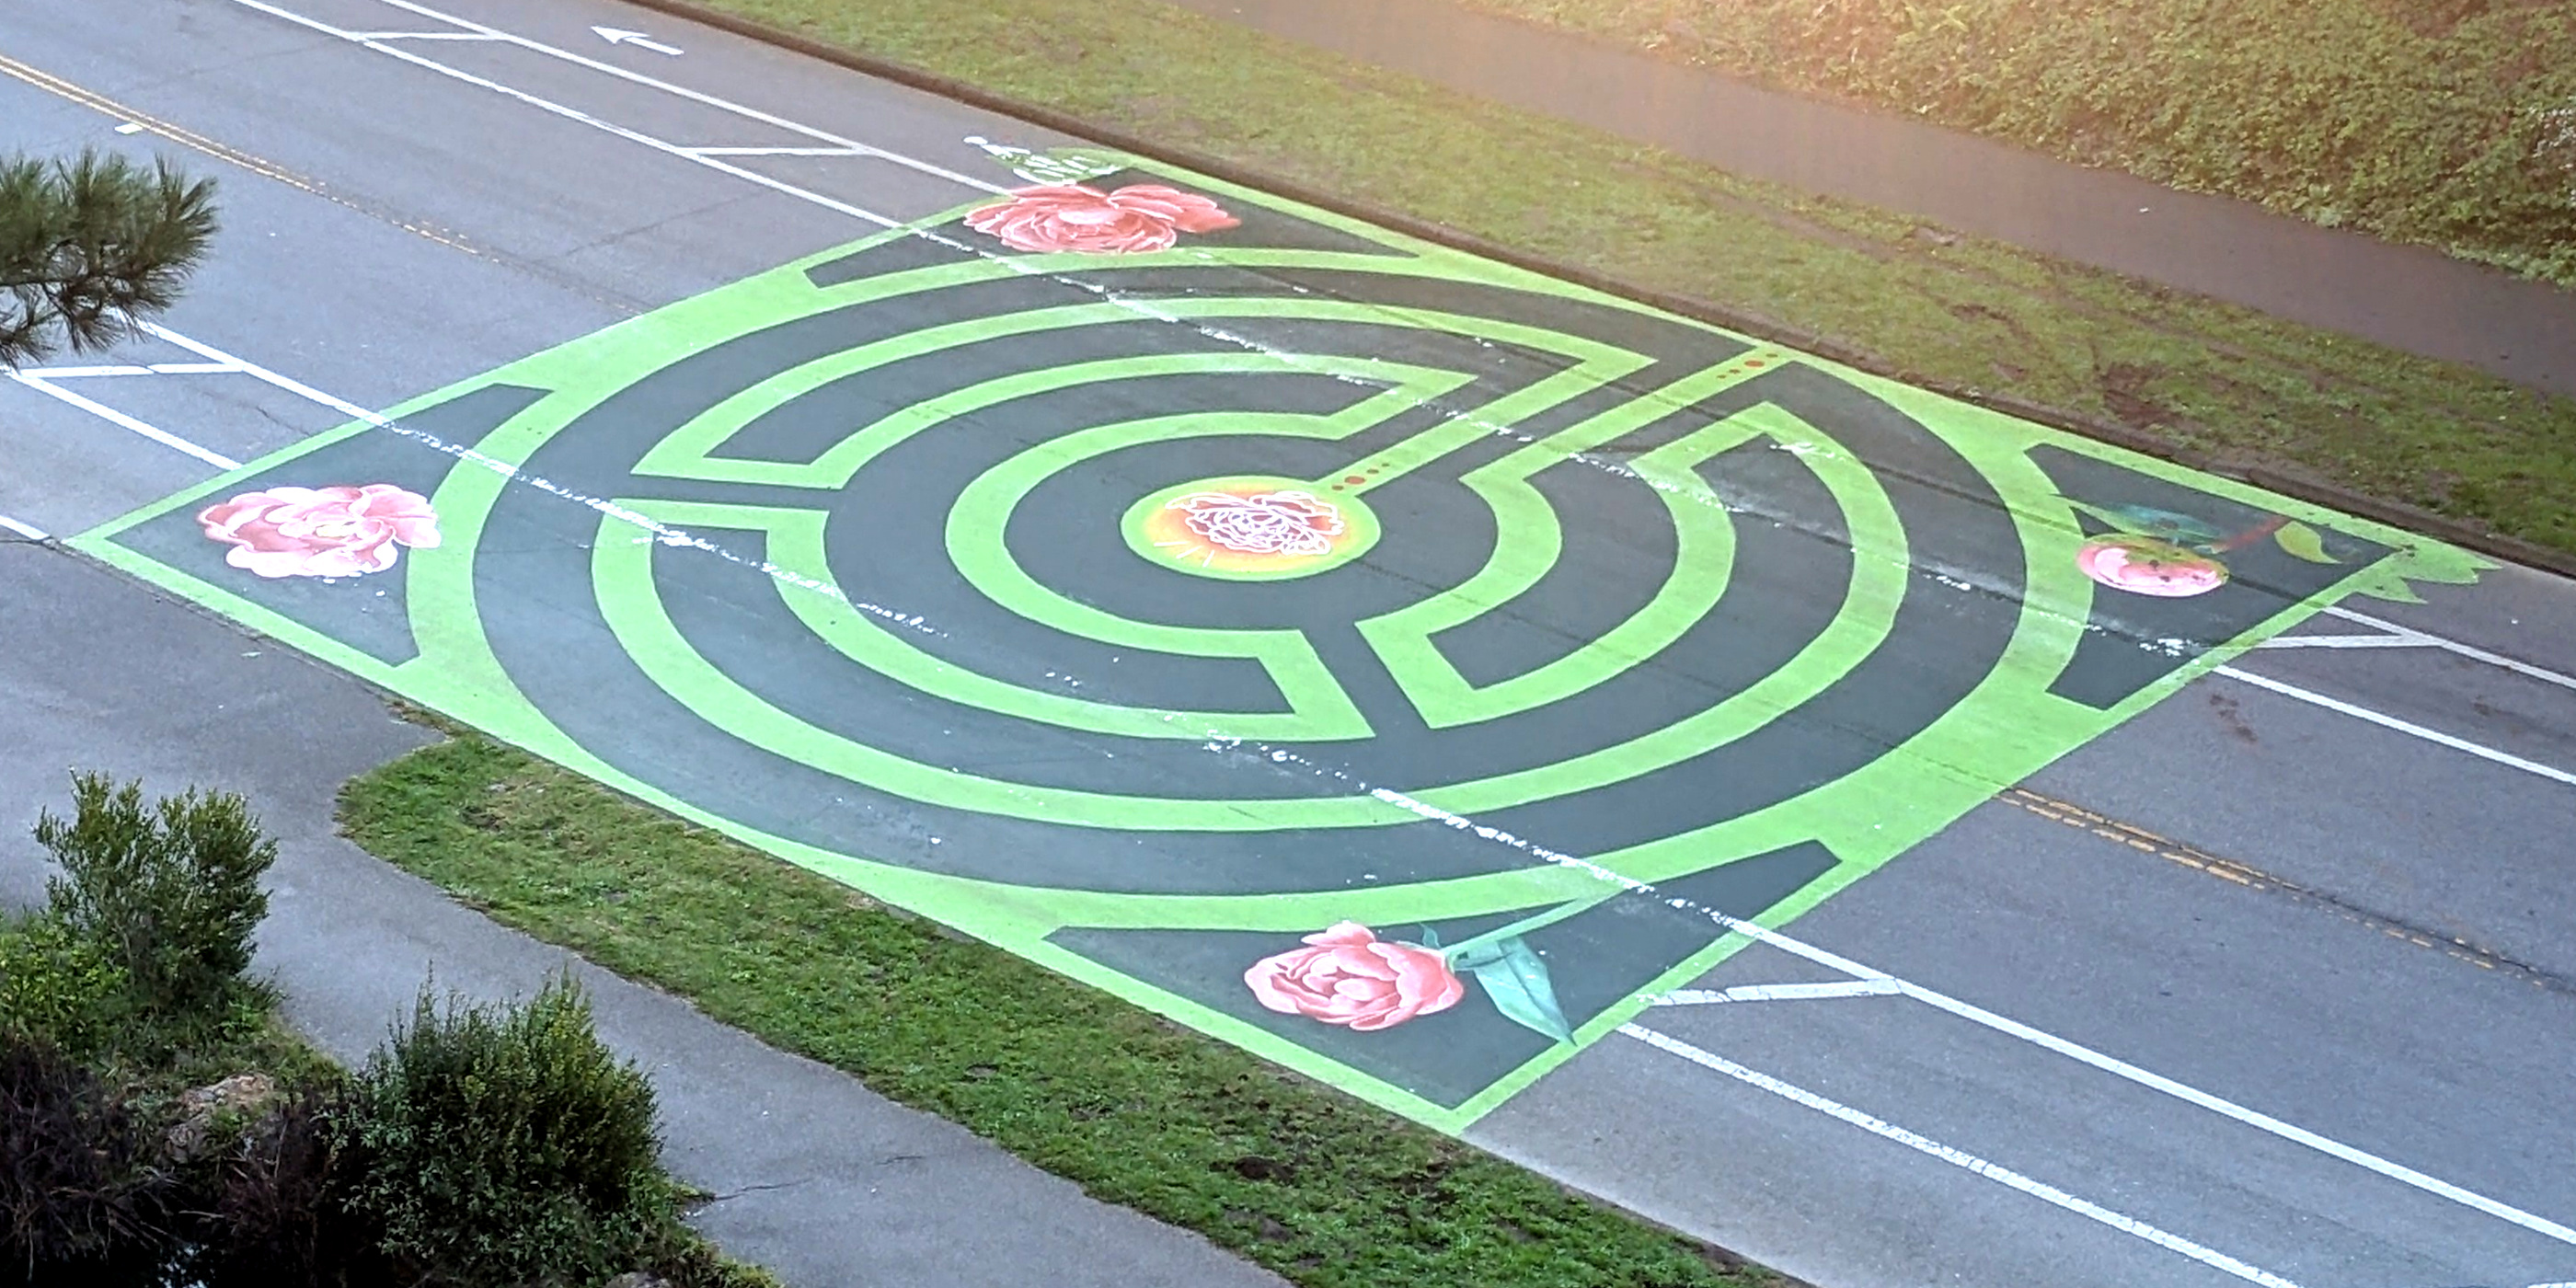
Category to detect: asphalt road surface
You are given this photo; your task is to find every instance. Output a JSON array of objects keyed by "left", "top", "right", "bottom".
[{"left": 3, "top": 5, "right": 2572, "bottom": 1288}]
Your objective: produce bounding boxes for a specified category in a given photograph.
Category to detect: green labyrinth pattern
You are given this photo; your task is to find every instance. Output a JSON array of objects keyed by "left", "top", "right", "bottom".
[{"left": 82, "top": 153, "right": 2487, "bottom": 1128}]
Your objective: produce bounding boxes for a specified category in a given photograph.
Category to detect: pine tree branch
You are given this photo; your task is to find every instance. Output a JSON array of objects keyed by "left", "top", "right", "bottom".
[{"left": 0, "top": 148, "right": 219, "bottom": 371}]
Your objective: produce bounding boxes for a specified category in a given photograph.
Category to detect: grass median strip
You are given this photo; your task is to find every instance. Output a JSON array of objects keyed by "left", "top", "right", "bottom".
[
  {"left": 671, "top": 0, "right": 2576, "bottom": 558},
  {"left": 338, "top": 732, "right": 1780, "bottom": 1288}
]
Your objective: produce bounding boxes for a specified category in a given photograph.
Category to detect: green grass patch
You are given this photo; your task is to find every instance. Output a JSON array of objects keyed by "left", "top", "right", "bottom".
[
  {"left": 670, "top": 0, "right": 2576, "bottom": 558},
  {"left": 1460, "top": 0, "right": 2576, "bottom": 285},
  {"left": 338, "top": 734, "right": 1777, "bottom": 1288}
]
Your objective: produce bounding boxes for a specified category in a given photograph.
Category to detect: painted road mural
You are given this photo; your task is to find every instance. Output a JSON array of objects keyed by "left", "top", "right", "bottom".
[{"left": 76, "top": 146, "right": 2485, "bottom": 1130}]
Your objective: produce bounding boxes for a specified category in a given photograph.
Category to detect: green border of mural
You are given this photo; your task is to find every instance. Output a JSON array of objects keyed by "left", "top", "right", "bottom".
[{"left": 72, "top": 155, "right": 2490, "bottom": 1133}]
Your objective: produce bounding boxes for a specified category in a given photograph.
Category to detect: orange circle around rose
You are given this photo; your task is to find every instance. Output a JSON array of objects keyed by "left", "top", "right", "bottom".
[{"left": 1122, "top": 476, "right": 1382, "bottom": 581}]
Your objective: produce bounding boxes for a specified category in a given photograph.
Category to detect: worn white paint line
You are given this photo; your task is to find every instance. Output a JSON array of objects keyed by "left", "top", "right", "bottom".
[
  {"left": 2214, "top": 664, "right": 2576, "bottom": 788},
  {"left": 1652, "top": 980, "right": 1904, "bottom": 1006},
  {"left": 1711, "top": 911, "right": 2576, "bottom": 1248},
  {"left": 140, "top": 322, "right": 389, "bottom": 427},
  {"left": 345, "top": 30, "right": 502, "bottom": 40},
  {"left": 1618, "top": 1025, "right": 2306, "bottom": 1288},
  {"left": 17, "top": 362, "right": 240, "bottom": 378},
  {"left": 7, "top": 374, "right": 240, "bottom": 469},
  {"left": 226, "top": 0, "right": 905, "bottom": 228},
  {"left": 362, "top": 0, "right": 1006, "bottom": 192},
  {"left": 1365, "top": 777, "right": 2576, "bottom": 1248},
  {"left": 0, "top": 512, "right": 49, "bottom": 541},
  {"left": 2253, "top": 634, "right": 2434, "bottom": 650},
  {"left": 2321, "top": 604, "right": 2576, "bottom": 694},
  {"left": 683, "top": 146, "right": 871, "bottom": 156}
]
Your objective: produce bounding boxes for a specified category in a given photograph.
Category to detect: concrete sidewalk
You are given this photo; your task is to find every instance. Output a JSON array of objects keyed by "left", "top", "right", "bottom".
[
  {"left": 0, "top": 538, "right": 1286, "bottom": 1288},
  {"left": 1168, "top": 0, "right": 2576, "bottom": 398}
]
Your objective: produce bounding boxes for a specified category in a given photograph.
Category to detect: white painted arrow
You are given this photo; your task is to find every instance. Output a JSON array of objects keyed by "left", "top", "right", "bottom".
[{"left": 592, "top": 26, "right": 682, "bottom": 56}]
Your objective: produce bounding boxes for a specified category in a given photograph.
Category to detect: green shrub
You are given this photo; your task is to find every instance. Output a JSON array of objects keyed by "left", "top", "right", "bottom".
[
  {"left": 0, "top": 914, "right": 130, "bottom": 1064},
  {"left": 0, "top": 1032, "right": 178, "bottom": 1287},
  {"left": 342, "top": 973, "right": 669, "bottom": 1287},
  {"left": 35, "top": 772, "right": 277, "bottom": 1018}
]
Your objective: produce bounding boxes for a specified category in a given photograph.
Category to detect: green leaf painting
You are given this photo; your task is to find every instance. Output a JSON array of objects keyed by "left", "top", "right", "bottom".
[
  {"left": 2274, "top": 521, "right": 2339, "bottom": 564},
  {"left": 1460, "top": 937, "right": 1576, "bottom": 1045}
]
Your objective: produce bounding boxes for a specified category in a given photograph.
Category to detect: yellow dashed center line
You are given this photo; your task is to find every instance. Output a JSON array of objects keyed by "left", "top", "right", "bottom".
[
  {"left": 1999, "top": 787, "right": 2546, "bottom": 984},
  {"left": 1, "top": 51, "right": 495, "bottom": 262}
]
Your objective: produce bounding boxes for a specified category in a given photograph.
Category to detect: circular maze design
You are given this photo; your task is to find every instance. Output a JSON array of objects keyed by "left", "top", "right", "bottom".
[
  {"left": 427, "top": 178, "right": 2087, "bottom": 906},
  {"left": 104, "top": 164, "right": 2437, "bottom": 1106}
]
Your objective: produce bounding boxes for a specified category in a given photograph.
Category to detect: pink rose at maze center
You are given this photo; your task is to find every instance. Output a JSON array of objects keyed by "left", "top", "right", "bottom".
[
  {"left": 1244, "top": 922, "right": 1466, "bottom": 1032},
  {"left": 2076, "top": 536, "right": 2229, "bottom": 598},
  {"left": 963, "top": 184, "right": 1240, "bottom": 254},
  {"left": 196, "top": 484, "right": 442, "bottom": 580}
]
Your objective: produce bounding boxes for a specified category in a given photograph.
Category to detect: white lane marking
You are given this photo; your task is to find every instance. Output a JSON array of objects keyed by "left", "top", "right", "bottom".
[
  {"left": 0, "top": 512, "right": 50, "bottom": 540},
  {"left": 141, "top": 322, "right": 399, "bottom": 428},
  {"left": 18, "top": 362, "right": 242, "bottom": 378},
  {"left": 683, "top": 146, "right": 869, "bottom": 156},
  {"left": 6, "top": 374, "right": 239, "bottom": 469},
  {"left": 346, "top": 30, "right": 502, "bottom": 40},
  {"left": 362, "top": 0, "right": 1002, "bottom": 191},
  {"left": 2255, "top": 634, "right": 2434, "bottom": 650},
  {"left": 2323, "top": 604, "right": 2576, "bottom": 694},
  {"left": 226, "top": 0, "right": 908, "bottom": 228},
  {"left": 1719, "top": 912, "right": 2576, "bottom": 1248},
  {"left": 1652, "top": 980, "right": 1904, "bottom": 1005},
  {"left": 1363, "top": 783, "right": 2576, "bottom": 1248},
  {"left": 1619, "top": 1024, "right": 2306, "bottom": 1288},
  {"left": 2214, "top": 664, "right": 2576, "bottom": 788},
  {"left": 592, "top": 26, "right": 683, "bottom": 57}
]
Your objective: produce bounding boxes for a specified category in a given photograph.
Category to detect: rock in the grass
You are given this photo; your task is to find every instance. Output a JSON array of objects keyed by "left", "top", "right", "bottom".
[
  {"left": 166, "top": 1071, "right": 280, "bottom": 1161},
  {"left": 604, "top": 1274, "right": 672, "bottom": 1288}
]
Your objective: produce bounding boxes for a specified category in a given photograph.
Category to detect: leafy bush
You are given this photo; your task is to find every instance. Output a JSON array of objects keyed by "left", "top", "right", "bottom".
[
  {"left": 0, "top": 1033, "right": 177, "bottom": 1286},
  {"left": 342, "top": 973, "right": 669, "bottom": 1287},
  {"left": 0, "top": 913, "right": 130, "bottom": 1064},
  {"left": 35, "top": 772, "right": 276, "bottom": 1018},
  {"left": 1464, "top": 0, "right": 2576, "bottom": 282}
]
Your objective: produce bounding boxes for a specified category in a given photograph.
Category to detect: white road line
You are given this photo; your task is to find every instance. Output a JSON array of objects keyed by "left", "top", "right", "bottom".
[
  {"left": 2322, "top": 604, "right": 2576, "bottom": 693},
  {"left": 2254, "top": 634, "right": 2434, "bottom": 650},
  {"left": 228, "top": 0, "right": 907, "bottom": 229},
  {"left": 346, "top": 30, "right": 501, "bottom": 40},
  {"left": 1652, "top": 980, "right": 1904, "bottom": 1005},
  {"left": 139, "top": 323, "right": 387, "bottom": 429},
  {"left": 1374, "top": 776, "right": 2576, "bottom": 1250},
  {"left": 683, "top": 146, "right": 870, "bottom": 156},
  {"left": 359, "top": 0, "right": 1006, "bottom": 192},
  {"left": 6, "top": 374, "right": 240, "bottom": 469},
  {"left": 1618, "top": 1024, "right": 2306, "bottom": 1288},
  {"left": 19, "top": 362, "right": 242, "bottom": 378},
  {"left": 1691, "top": 908, "right": 2576, "bottom": 1249},
  {"left": 0, "top": 513, "right": 49, "bottom": 540},
  {"left": 2214, "top": 664, "right": 2576, "bottom": 788}
]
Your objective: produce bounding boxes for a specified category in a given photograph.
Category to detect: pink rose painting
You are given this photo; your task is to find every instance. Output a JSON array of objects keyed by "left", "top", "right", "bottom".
[
  {"left": 196, "top": 484, "right": 441, "bottom": 580},
  {"left": 2064, "top": 500, "right": 2336, "bottom": 600},
  {"left": 1244, "top": 911, "right": 1585, "bottom": 1043},
  {"left": 1244, "top": 922, "right": 1464, "bottom": 1032},
  {"left": 963, "top": 183, "right": 1239, "bottom": 254},
  {"left": 2076, "top": 536, "right": 2229, "bottom": 599}
]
